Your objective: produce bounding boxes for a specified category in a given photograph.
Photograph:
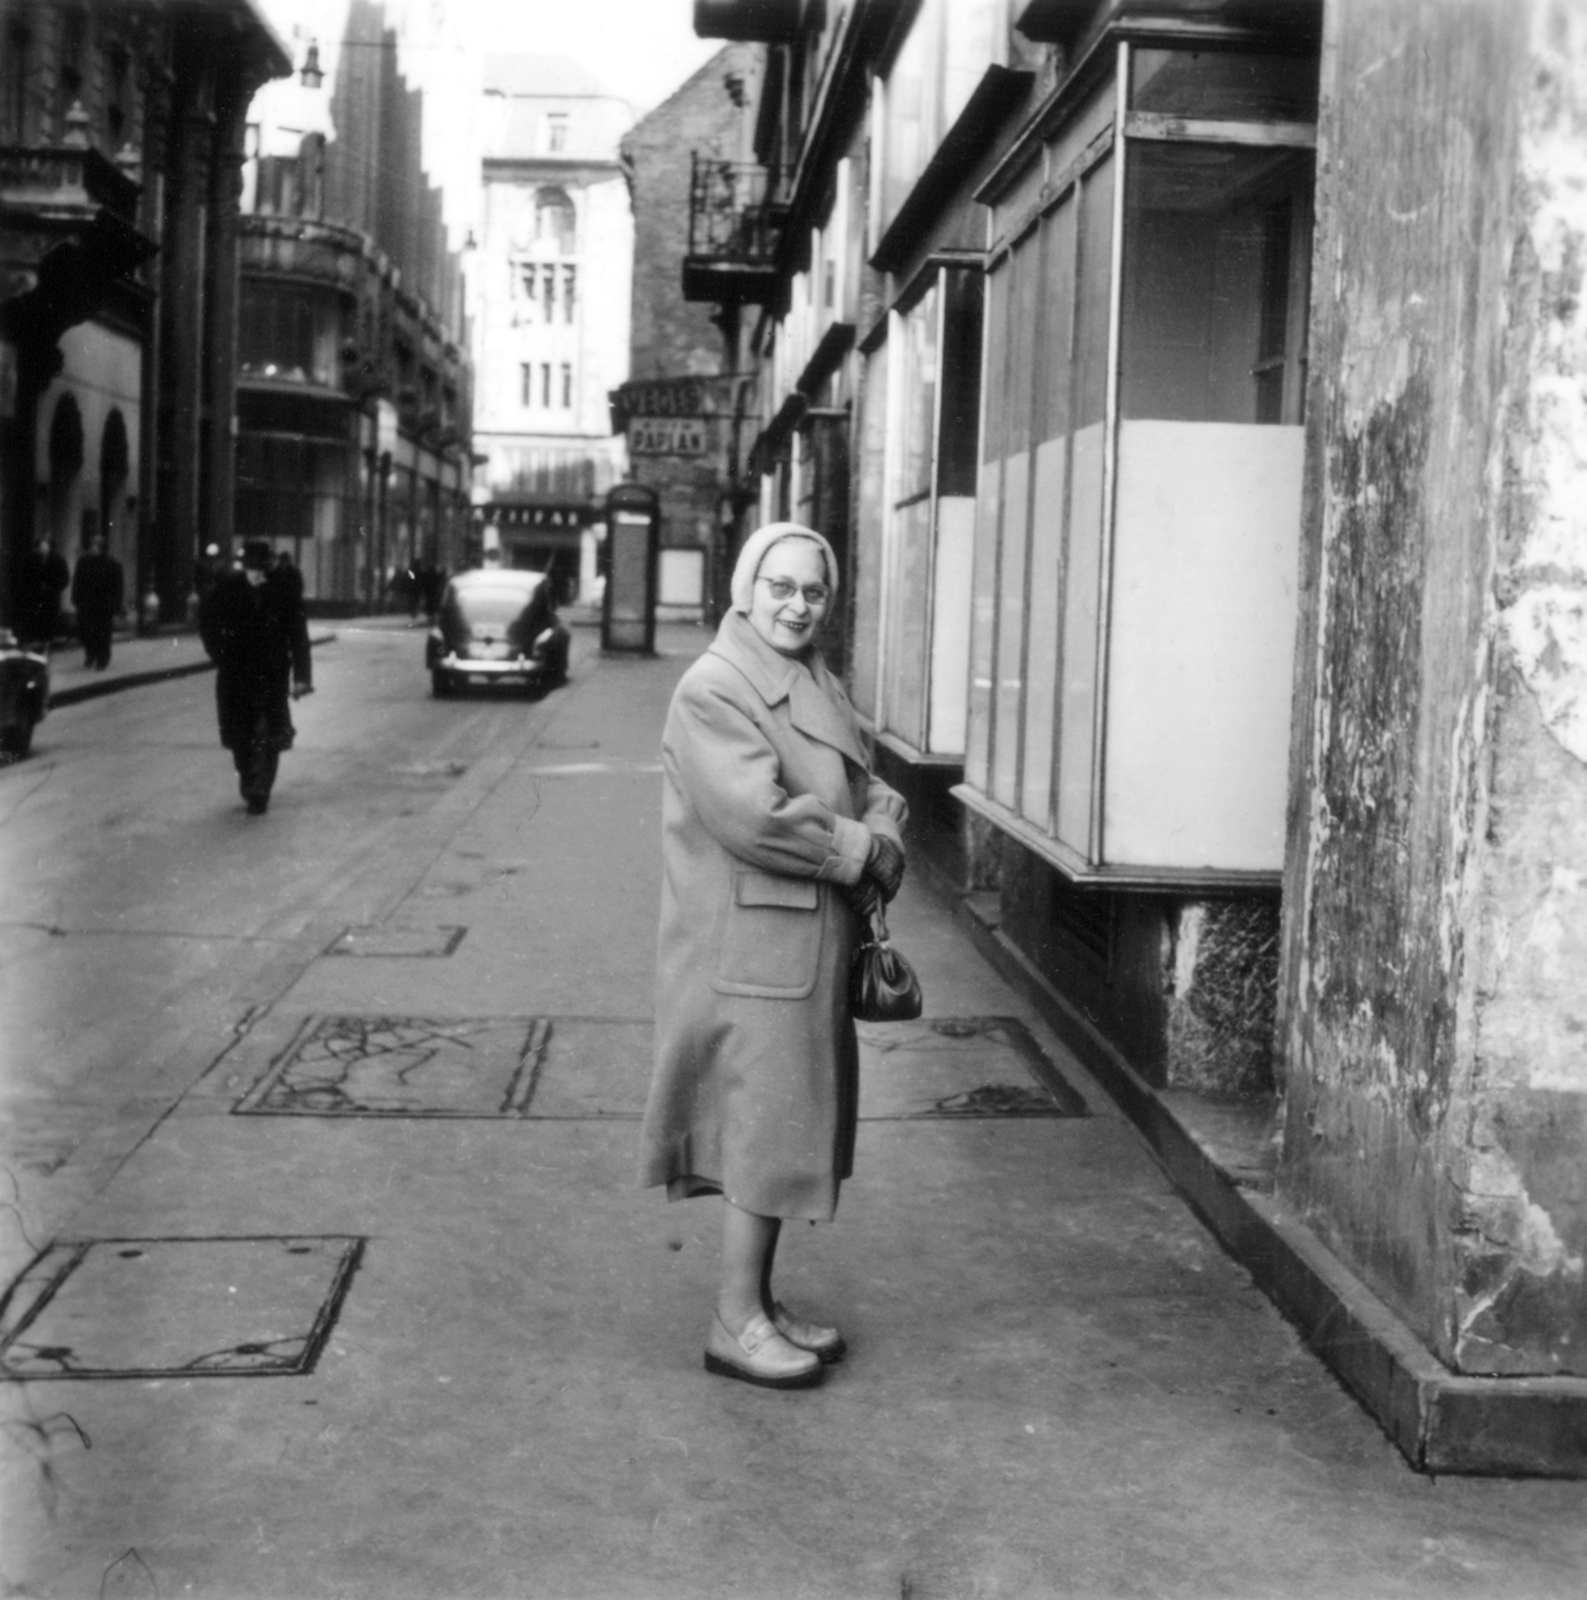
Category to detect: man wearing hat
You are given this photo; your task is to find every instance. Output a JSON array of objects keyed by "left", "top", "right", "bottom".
[{"left": 199, "top": 539, "right": 312, "bottom": 814}]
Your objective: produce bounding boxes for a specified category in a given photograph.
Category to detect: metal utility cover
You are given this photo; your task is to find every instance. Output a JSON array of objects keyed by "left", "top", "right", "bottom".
[
  {"left": 233, "top": 1016, "right": 654, "bottom": 1119},
  {"left": 0, "top": 1236, "right": 363, "bottom": 1381},
  {"left": 857, "top": 1016, "right": 1087, "bottom": 1118},
  {"left": 326, "top": 925, "right": 467, "bottom": 958}
]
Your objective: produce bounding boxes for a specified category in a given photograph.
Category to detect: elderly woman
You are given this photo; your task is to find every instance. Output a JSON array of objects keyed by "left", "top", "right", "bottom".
[{"left": 639, "top": 522, "right": 907, "bottom": 1390}]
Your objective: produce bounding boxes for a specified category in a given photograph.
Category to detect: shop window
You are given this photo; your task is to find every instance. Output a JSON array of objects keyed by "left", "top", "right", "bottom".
[
  {"left": 961, "top": 43, "right": 1315, "bottom": 883},
  {"left": 1130, "top": 49, "right": 1317, "bottom": 123},
  {"left": 877, "top": 267, "right": 983, "bottom": 758},
  {"left": 239, "top": 281, "right": 336, "bottom": 387}
]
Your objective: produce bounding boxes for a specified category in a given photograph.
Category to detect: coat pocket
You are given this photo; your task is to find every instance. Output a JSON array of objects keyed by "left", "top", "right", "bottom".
[{"left": 712, "top": 870, "right": 823, "bottom": 998}]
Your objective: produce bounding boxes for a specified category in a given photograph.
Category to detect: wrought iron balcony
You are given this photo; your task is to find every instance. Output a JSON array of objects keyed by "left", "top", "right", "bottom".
[{"left": 682, "top": 154, "right": 784, "bottom": 306}]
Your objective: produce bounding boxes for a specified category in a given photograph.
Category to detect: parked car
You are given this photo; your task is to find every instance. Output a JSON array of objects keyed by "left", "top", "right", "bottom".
[
  {"left": 425, "top": 569, "right": 570, "bottom": 698},
  {"left": 0, "top": 628, "right": 49, "bottom": 759}
]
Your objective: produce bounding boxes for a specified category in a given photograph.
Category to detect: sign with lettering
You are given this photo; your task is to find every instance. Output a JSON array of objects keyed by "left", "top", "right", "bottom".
[
  {"left": 614, "top": 375, "right": 742, "bottom": 421},
  {"left": 629, "top": 418, "right": 708, "bottom": 457},
  {"left": 486, "top": 504, "right": 592, "bottom": 529}
]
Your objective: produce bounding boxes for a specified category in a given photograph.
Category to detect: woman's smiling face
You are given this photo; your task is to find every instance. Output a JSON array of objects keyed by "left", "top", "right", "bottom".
[{"left": 747, "top": 537, "right": 831, "bottom": 657}]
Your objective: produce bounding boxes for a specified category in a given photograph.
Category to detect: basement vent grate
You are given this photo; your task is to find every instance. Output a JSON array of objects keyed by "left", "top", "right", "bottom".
[
  {"left": 0, "top": 1236, "right": 363, "bottom": 1381},
  {"left": 857, "top": 1016, "right": 1088, "bottom": 1119},
  {"left": 232, "top": 1016, "right": 653, "bottom": 1119}
]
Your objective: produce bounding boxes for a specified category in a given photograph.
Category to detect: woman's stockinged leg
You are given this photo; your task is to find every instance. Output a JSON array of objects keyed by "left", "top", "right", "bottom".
[{"left": 718, "top": 1200, "right": 781, "bottom": 1335}]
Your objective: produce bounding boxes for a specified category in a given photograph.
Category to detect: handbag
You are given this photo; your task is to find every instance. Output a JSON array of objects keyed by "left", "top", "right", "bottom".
[{"left": 850, "top": 904, "right": 923, "bottom": 1023}]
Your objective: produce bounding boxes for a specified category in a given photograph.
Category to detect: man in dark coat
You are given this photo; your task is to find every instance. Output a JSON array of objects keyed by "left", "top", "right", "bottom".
[
  {"left": 19, "top": 536, "right": 69, "bottom": 649},
  {"left": 199, "top": 539, "right": 312, "bottom": 814},
  {"left": 71, "top": 535, "right": 125, "bottom": 669}
]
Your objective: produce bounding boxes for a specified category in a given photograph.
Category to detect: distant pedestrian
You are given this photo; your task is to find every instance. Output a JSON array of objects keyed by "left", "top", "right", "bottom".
[
  {"left": 19, "top": 535, "right": 69, "bottom": 650},
  {"left": 199, "top": 538, "right": 312, "bottom": 815},
  {"left": 274, "top": 548, "right": 305, "bottom": 606},
  {"left": 71, "top": 535, "right": 125, "bottom": 670},
  {"left": 637, "top": 521, "right": 907, "bottom": 1390}
]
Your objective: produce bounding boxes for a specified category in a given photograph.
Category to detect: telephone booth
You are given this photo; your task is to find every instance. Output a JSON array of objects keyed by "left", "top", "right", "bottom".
[{"left": 602, "top": 483, "right": 659, "bottom": 655}]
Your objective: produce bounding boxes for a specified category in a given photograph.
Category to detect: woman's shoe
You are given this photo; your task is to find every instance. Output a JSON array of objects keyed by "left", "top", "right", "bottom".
[
  {"left": 772, "top": 1301, "right": 847, "bottom": 1364},
  {"left": 705, "top": 1312, "right": 824, "bottom": 1389}
]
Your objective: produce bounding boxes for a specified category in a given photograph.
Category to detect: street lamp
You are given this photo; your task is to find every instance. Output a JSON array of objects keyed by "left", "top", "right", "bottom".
[{"left": 299, "top": 41, "right": 324, "bottom": 89}]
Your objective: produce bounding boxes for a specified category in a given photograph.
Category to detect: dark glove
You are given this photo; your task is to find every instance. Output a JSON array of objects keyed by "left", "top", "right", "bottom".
[
  {"left": 844, "top": 875, "right": 884, "bottom": 922},
  {"left": 865, "top": 833, "right": 905, "bottom": 902}
]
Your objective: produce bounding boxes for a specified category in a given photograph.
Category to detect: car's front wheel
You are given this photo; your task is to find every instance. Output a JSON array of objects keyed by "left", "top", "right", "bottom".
[{"left": 431, "top": 668, "right": 458, "bottom": 699}]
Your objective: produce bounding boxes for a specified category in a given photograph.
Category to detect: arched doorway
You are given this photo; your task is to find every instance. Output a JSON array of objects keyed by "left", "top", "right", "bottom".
[
  {"left": 47, "top": 393, "right": 85, "bottom": 551},
  {"left": 100, "top": 409, "right": 131, "bottom": 568}
]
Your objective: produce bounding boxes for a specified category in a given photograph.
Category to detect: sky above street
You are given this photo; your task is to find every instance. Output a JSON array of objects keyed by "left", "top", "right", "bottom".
[{"left": 253, "top": 0, "right": 719, "bottom": 243}]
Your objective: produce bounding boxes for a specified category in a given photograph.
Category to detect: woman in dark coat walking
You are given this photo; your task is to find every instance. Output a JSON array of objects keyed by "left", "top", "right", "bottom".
[
  {"left": 199, "top": 540, "right": 312, "bottom": 813},
  {"left": 638, "top": 522, "right": 907, "bottom": 1389}
]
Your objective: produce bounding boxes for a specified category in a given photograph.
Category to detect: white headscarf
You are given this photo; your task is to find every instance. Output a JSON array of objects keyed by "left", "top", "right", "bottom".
[{"left": 728, "top": 522, "right": 839, "bottom": 615}]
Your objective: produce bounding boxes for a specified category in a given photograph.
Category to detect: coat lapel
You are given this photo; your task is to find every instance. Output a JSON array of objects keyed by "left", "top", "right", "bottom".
[{"left": 709, "top": 612, "right": 868, "bottom": 769}]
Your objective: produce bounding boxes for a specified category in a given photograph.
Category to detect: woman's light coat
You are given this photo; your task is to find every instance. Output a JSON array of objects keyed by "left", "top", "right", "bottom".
[{"left": 638, "top": 609, "right": 906, "bottom": 1221}]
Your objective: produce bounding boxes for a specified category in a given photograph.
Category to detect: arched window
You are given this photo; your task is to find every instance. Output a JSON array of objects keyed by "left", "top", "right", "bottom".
[
  {"left": 47, "top": 393, "right": 84, "bottom": 547},
  {"left": 534, "top": 187, "right": 576, "bottom": 254}
]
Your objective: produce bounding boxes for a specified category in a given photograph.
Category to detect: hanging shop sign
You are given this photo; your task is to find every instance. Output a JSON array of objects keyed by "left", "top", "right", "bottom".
[{"left": 628, "top": 417, "right": 709, "bottom": 457}]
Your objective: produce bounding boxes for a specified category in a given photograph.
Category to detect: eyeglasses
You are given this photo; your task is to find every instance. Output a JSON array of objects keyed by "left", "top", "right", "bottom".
[{"left": 758, "top": 577, "right": 831, "bottom": 606}]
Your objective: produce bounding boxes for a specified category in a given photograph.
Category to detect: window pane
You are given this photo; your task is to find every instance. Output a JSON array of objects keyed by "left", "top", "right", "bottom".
[
  {"left": 1055, "top": 156, "right": 1115, "bottom": 853},
  {"left": 937, "top": 270, "right": 983, "bottom": 497},
  {"left": 1035, "top": 194, "right": 1077, "bottom": 446},
  {"left": 990, "top": 235, "right": 1040, "bottom": 809},
  {"left": 896, "top": 282, "right": 938, "bottom": 502},
  {"left": 966, "top": 264, "right": 1010, "bottom": 791},
  {"left": 1073, "top": 157, "right": 1114, "bottom": 430},
  {"left": 884, "top": 497, "right": 932, "bottom": 747},
  {"left": 1131, "top": 48, "right": 1318, "bottom": 122},
  {"left": 1120, "top": 144, "right": 1313, "bottom": 424},
  {"left": 1022, "top": 197, "right": 1078, "bottom": 829}
]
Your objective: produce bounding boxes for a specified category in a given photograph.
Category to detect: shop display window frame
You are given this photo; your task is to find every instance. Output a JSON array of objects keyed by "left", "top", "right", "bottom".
[{"left": 956, "top": 38, "right": 1317, "bottom": 889}]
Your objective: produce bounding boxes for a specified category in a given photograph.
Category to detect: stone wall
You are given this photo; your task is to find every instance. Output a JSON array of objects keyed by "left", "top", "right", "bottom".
[{"left": 1279, "top": 0, "right": 1587, "bottom": 1375}]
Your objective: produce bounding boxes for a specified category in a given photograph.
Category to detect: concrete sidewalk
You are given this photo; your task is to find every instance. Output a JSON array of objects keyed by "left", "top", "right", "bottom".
[{"left": 4, "top": 625, "right": 1584, "bottom": 1600}]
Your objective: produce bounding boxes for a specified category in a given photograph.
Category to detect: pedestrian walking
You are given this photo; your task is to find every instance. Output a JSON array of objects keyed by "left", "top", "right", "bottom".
[
  {"left": 19, "top": 535, "right": 69, "bottom": 650},
  {"left": 199, "top": 538, "right": 312, "bottom": 815},
  {"left": 70, "top": 534, "right": 125, "bottom": 669},
  {"left": 637, "top": 521, "right": 907, "bottom": 1390}
]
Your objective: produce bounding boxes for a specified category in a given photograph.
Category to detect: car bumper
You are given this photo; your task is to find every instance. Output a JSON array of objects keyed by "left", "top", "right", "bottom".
[{"left": 432, "top": 652, "right": 552, "bottom": 682}]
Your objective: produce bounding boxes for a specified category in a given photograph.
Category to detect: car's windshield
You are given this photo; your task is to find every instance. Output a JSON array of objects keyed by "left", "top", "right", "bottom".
[{"left": 452, "top": 587, "right": 536, "bottom": 625}]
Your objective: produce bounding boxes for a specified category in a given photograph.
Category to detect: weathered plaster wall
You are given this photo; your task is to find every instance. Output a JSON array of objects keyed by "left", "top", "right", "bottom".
[{"left": 1279, "top": 0, "right": 1587, "bottom": 1374}]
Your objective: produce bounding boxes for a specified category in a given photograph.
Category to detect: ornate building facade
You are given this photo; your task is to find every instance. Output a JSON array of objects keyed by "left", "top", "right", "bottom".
[
  {"left": 0, "top": 0, "right": 289, "bottom": 628},
  {"left": 236, "top": 0, "right": 471, "bottom": 609},
  {"left": 470, "top": 56, "right": 633, "bottom": 601}
]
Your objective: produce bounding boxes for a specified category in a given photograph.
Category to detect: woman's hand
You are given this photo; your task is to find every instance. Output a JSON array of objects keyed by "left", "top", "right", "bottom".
[
  {"left": 844, "top": 875, "right": 885, "bottom": 922},
  {"left": 865, "top": 834, "right": 905, "bottom": 902}
]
